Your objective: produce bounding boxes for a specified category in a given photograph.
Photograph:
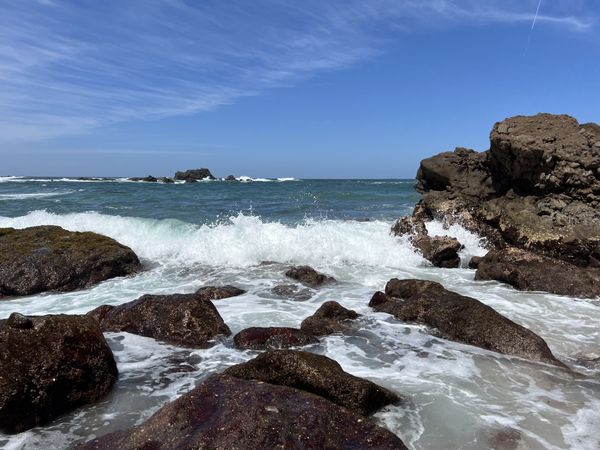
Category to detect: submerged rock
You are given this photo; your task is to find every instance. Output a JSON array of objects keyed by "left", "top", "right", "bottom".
[
  {"left": 233, "top": 327, "right": 317, "bottom": 350},
  {"left": 174, "top": 168, "right": 215, "bottom": 182},
  {"left": 0, "top": 314, "right": 117, "bottom": 434},
  {"left": 285, "top": 265, "right": 336, "bottom": 287},
  {"left": 195, "top": 285, "right": 246, "bottom": 300},
  {"left": 370, "top": 279, "right": 567, "bottom": 368},
  {"left": 224, "top": 350, "right": 399, "bottom": 416},
  {"left": 271, "top": 283, "right": 314, "bottom": 301},
  {"left": 87, "top": 292, "right": 231, "bottom": 347},
  {"left": 76, "top": 374, "right": 407, "bottom": 450},
  {"left": 300, "top": 301, "right": 360, "bottom": 336},
  {"left": 475, "top": 248, "right": 600, "bottom": 298},
  {"left": 0, "top": 226, "right": 141, "bottom": 298}
]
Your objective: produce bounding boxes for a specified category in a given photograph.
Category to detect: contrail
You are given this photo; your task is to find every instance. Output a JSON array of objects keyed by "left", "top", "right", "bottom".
[
  {"left": 531, "top": 0, "right": 543, "bottom": 30},
  {"left": 525, "top": 0, "right": 543, "bottom": 55}
]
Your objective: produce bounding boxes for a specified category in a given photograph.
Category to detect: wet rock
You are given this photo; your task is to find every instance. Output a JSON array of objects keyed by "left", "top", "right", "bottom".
[
  {"left": 413, "top": 235, "right": 462, "bottom": 268},
  {"left": 158, "top": 177, "right": 174, "bottom": 184},
  {"left": 225, "top": 175, "right": 237, "bottom": 181},
  {"left": 468, "top": 255, "right": 483, "bottom": 269},
  {"left": 271, "top": 283, "right": 314, "bottom": 301},
  {"left": 233, "top": 327, "right": 317, "bottom": 350},
  {"left": 370, "top": 279, "right": 567, "bottom": 368},
  {"left": 76, "top": 374, "right": 407, "bottom": 450},
  {"left": 475, "top": 248, "right": 600, "bottom": 298},
  {"left": 87, "top": 292, "right": 231, "bottom": 348},
  {"left": 0, "top": 226, "right": 141, "bottom": 298},
  {"left": 285, "top": 265, "right": 336, "bottom": 287},
  {"left": 300, "top": 301, "right": 360, "bottom": 336},
  {"left": 174, "top": 168, "right": 215, "bottom": 182},
  {"left": 128, "top": 175, "right": 157, "bottom": 182},
  {"left": 224, "top": 350, "right": 399, "bottom": 416},
  {"left": 0, "top": 314, "right": 117, "bottom": 433},
  {"left": 195, "top": 285, "right": 246, "bottom": 300}
]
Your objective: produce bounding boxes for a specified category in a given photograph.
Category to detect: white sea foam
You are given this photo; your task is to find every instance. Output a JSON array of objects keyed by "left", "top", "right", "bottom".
[
  {"left": 0, "top": 191, "right": 74, "bottom": 200},
  {"left": 425, "top": 220, "right": 488, "bottom": 266}
]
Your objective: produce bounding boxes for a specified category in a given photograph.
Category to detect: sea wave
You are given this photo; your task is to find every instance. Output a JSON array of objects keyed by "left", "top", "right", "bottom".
[{"left": 0, "top": 191, "right": 74, "bottom": 201}]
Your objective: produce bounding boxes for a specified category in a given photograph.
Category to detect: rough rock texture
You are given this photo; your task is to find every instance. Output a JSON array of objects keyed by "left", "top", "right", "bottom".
[
  {"left": 233, "top": 327, "right": 317, "bottom": 350},
  {"left": 87, "top": 292, "right": 231, "bottom": 347},
  {"left": 285, "top": 265, "right": 336, "bottom": 287},
  {"left": 158, "top": 177, "right": 174, "bottom": 184},
  {"left": 475, "top": 248, "right": 600, "bottom": 298},
  {"left": 468, "top": 256, "right": 483, "bottom": 269},
  {"left": 271, "top": 283, "right": 314, "bottom": 301},
  {"left": 174, "top": 168, "right": 215, "bottom": 182},
  {"left": 370, "top": 279, "right": 567, "bottom": 368},
  {"left": 408, "top": 114, "right": 600, "bottom": 269},
  {"left": 76, "top": 374, "right": 407, "bottom": 450},
  {"left": 224, "top": 350, "right": 399, "bottom": 416},
  {"left": 195, "top": 285, "right": 246, "bottom": 300},
  {"left": 300, "top": 301, "right": 360, "bottom": 336},
  {"left": 0, "top": 226, "right": 141, "bottom": 298},
  {"left": 0, "top": 314, "right": 118, "bottom": 433}
]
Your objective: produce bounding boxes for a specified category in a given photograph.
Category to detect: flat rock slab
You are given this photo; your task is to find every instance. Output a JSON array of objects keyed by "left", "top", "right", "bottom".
[
  {"left": 371, "top": 279, "right": 567, "bottom": 368},
  {"left": 87, "top": 292, "right": 231, "bottom": 348},
  {"left": 233, "top": 327, "right": 317, "bottom": 350},
  {"left": 76, "top": 375, "right": 407, "bottom": 450},
  {"left": 475, "top": 248, "right": 600, "bottom": 298},
  {"left": 300, "top": 301, "right": 360, "bottom": 336},
  {"left": 0, "top": 314, "right": 117, "bottom": 433},
  {"left": 195, "top": 285, "right": 246, "bottom": 300},
  {"left": 285, "top": 265, "right": 336, "bottom": 287},
  {"left": 0, "top": 226, "right": 141, "bottom": 298},
  {"left": 224, "top": 350, "right": 400, "bottom": 416}
]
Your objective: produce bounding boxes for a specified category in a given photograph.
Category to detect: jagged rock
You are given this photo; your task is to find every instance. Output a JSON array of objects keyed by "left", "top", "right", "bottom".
[
  {"left": 75, "top": 374, "right": 407, "bottom": 450},
  {"left": 300, "top": 301, "right": 360, "bottom": 336},
  {"left": 475, "top": 248, "right": 600, "bottom": 298},
  {"left": 285, "top": 266, "right": 335, "bottom": 287},
  {"left": 87, "top": 292, "right": 231, "bottom": 348},
  {"left": 233, "top": 327, "right": 317, "bottom": 350},
  {"left": 195, "top": 285, "right": 246, "bottom": 300},
  {"left": 370, "top": 279, "right": 567, "bottom": 368},
  {"left": 225, "top": 175, "right": 237, "bottom": 181},
  {"left": 0, "top": 226, "right": 141, "bottom": 298},
  {"left": 0, "top": 314, "right": 117, "bottom": 433},
  {"left": 224, "top": 350, "right": 399, "bottom": 416},
  {"left": 174, "top": 168, "right": 215, "bottom": 182},
  {"left": 158, "top": 177, "right": 174, "bottom": 183}
]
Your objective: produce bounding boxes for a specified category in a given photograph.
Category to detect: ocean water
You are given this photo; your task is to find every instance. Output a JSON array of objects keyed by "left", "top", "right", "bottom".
[{"left": 0, "top": 176, "right": 598, "bottom": 450}]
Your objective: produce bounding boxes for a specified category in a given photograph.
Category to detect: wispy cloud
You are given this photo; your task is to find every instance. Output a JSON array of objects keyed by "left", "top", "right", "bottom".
[{"left": 0, "top": 0, "right": 595, "bottom": 142}]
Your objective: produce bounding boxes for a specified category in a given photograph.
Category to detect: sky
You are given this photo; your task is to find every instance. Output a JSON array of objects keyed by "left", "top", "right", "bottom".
[{"left": 1, "top": 0, "right": 599, "bottom": 178}]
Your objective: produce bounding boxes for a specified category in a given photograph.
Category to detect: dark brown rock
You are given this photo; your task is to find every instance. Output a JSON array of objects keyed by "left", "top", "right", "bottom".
[
  {"left": 128, "top": 175, "right": 157, "bottom": 182},
  {"left": 233, "top": 327, "right": 317, "bottom": 350},
  {"left": 174, "top": 168, "right": 215, "bottom": 182},
  {"left": 413, "top": 235, "right": 462, "bottom": 268},
  {"left": 75, "top": 374, "right": 407, "bottom": 450},
  {"left": 475, "top": 248, "right": 600, "bottom": 298},
  {"left": 371, "top": 278, "right": 567, "bottom": 368},
  {"left": 300, "top": 301, "right": 360, "bottom": 336},
  {"left": 87, "top": 292, "right": 231, "bottom": 348},
  {"left": 195, "top": 285, "right": 246, "bottom": 300},
  {"left": 224, "top": 350, "right": 399, "bottom": 416},
  {"left": 285, "top": 265, "right": 335, "bottom": 287},
  {"left": 468, "top": 256, "right": 483, "bottom": 269},
  {"left": 0, "top": 314, "right": 117, "bottom": 433},
  {"left": 0, "top": 226, "right": 141, "bottom": 298},
  {"left": 271, "top": 283, "right": 314, "bottom": 301}
]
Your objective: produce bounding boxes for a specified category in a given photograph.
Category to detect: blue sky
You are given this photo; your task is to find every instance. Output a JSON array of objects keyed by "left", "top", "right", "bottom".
[{"left": 1, "top": 0, "right": 599, "bottom": 178}]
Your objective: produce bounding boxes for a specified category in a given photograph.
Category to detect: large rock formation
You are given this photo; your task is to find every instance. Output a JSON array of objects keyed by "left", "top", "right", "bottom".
[
  {"left": 87, "top": 292, "right": 231, "bottom": 348},
  {"left": 0, "top": 314, "right": 118, "bottom": 433},
  {"left": 0, "top": 226, "right": 141, "bottom": 298},
  {"left": 76, "top": 374, "right": 407, "bottom": 450},
  {"left": 300, "top": 301, "right": 360, "bottom": 336},
  {"left": 370, "top": 279, "right": 567, "bottom": 368},
  {"left": 174, "top": 168, "right": 215, "bottom": 182},
  {"left": 398, "top": 114, "right": 600, "bottom": 295},
  {"left": 224, "top": 350, "right": 399, "bottom": 416}
]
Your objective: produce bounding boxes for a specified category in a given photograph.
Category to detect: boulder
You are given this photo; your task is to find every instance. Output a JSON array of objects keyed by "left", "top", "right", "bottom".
[
  {"left": 128, "top": 175, "right": 157, "bottom": 182},
  {"left": 0, "top": 226, "right": 141, "bottom": 298},
  {"left": 370, "top": 279, "right": 567, "bottom": 368},
  {"left": 475, "top": 248, "right": 600, "bottom": 298},
  {"left": 233, "top": 327, "right": 317, "bottom": 350},
  {"left": 225, "top": 175, "right": 237, "bottom": 181},
  {"left": 87, "top": 292, "right": 231, "bottom": 348},
  {"left": 468, "top": 256, "right": 483, "bottom": 269},
  {"left": 271, "top": 283, "right": 314, "bottom": 301},
  {"left": 195, "top": 285, "right": 246, "bottom": 300},
  {"left": 174, "top": 168, "right": 215, "bottom": 182},
  {"left": 75, "top": 374, "right": 407, "bottom": 450},
  {"left": 300, "top": 301, "right": 360, "bottom": 336},
  {"left": 0, "top": 314, "right": 117, "bottom": 433},
  {"left": 285, "top": 265, "right": 335, "bottom": 287},
  {"left": 224, "top": 350, "right": 399, "bottom": 416},
  {"left": 158, "top": 177, "right": 174, "bottom": 184}
]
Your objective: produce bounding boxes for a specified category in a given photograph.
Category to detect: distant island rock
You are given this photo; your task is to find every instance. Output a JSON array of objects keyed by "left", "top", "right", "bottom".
[{"left": 174, "top": 168, "right": 215, "bottom": 182}]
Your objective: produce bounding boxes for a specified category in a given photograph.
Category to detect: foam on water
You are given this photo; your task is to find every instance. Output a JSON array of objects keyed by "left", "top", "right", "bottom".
[{"left": 0, "top": 191, "right": 74, "bottom": 201}]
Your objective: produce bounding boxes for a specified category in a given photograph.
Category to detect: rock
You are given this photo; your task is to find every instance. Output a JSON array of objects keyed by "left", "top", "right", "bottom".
[
  {"left": 87, "top": 292, "right": 231, "bottom": 348},
  {"left": 225, "top": 175, "right": 237, "bottom": 181},
  {"left": 158, "top": 177, "right": 174, "bottom": 184},
  {"left": 300, "top": 301, "right": 360, "bottom": 336},
  {"left": 0, "top": 226, "right": 141, "bottom": 298},
  {"left": 195, "top": 285, "right": 246, "bottom": 300},
  {"left": 75, "top": 374, "right": 407, "bottom": 450},
  {"left": 370, "top": 279, "right": 567, "bottom": 368},
  {"left": 285, "top": 265, "right": 335, "bottom": 287},
  {"left": 475, "top": 248, "right": 600, "bottom": 298},
  {"left": 468, "top": 256, "right": 483, "bottom": 269},
  {"left": 174, "top": 168, "right": 215, "bottom": 182},
  {"left": 128, "top": 175, "right": 157, "bottom": 182},
  {"left": 224, "top": 350, "right": 399, "bottom": 416},
  {"left": 413, "top": 235, "right": 462, "bottom": 268},
  {"left": 233, "top": 327, "right": 317, "bottom": 350},
  {"left": 0, "top": 314, "right": 117, "bottom": 433},
  {"left": 271, "top": 283, "right": 314, "bottom": 301}
]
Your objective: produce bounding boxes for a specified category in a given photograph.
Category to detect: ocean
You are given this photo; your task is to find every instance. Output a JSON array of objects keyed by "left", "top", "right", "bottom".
[{"left": 0, "top": 176, "right": 598, "bottom": 449}]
